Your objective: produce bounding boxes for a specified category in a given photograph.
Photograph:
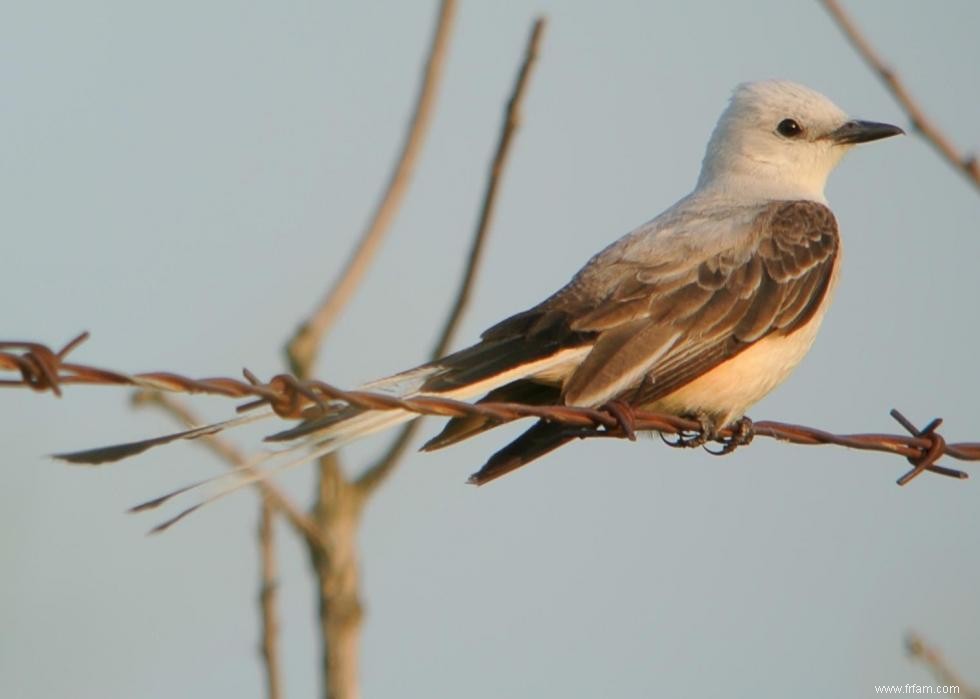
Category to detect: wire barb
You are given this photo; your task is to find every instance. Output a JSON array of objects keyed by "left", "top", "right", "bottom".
[{"left": 889, "top": 409, "right": 957, "bottom": 485}]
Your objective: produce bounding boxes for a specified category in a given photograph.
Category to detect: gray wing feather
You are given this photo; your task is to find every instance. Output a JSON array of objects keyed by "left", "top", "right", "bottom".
[
  {"left": 561, "top": 321, "right": 680, "bottom": 406},
  {"left": 542, "top": 200, "right": 838, "bottom": 407}
]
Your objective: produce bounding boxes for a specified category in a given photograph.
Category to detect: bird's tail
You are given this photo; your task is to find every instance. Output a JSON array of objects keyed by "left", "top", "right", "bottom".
[
  {"left": 466, "top": 420, "right": 576, "bottom": 485},
  {"left": 264, "top": 338, "right": 593, "bottom": 454},
  {"left": 54, "top": 335, "right": 593, "bottom": 531}
]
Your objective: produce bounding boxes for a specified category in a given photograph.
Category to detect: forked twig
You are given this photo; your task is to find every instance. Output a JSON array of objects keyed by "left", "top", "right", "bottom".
[{"left": 279, "top": 5, "right": 459, "bottom": 698}]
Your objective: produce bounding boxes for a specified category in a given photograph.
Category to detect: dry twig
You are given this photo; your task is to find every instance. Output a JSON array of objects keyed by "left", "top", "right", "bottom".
[
  {"left": 258, "top": 500, "right": 283, "bottom": 699},
  {"left": 906, "top": 632, "right": 979, "bottom": 698},
  {"left": 821, "top": 0, "right": 980, "bottom": 191}
]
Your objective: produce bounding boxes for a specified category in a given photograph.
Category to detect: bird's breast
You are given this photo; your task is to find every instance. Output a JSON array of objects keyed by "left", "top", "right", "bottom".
[
  {"left": 646, "top": 252, "right": 840, "bottom": 427},
  {"left": 646, "top": 318, "right": 824, "bottom": 427}
]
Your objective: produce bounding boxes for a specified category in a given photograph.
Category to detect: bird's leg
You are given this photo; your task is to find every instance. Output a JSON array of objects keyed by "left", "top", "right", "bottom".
[
  {"left": 600, "top": 399, "right": 638, "bottom": 441},
  {"left": 662, "top": 410, "right": 717, "bottom": 449},
  {"left": 704, "top": 416, "right": 755, "bottom": 455}
]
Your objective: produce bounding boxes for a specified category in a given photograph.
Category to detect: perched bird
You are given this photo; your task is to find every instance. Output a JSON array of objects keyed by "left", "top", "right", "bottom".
[{"left": 61, "top": 80, "right": 903, "bottom": 490}]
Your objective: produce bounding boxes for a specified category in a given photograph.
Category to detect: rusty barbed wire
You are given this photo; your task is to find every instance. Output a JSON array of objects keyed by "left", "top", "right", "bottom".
[{"left": 3, "top": 333, "right": 979, "bottom": 485}]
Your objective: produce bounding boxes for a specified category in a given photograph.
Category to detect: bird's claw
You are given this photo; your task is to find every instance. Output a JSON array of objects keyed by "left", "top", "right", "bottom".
[
  {"left": 703, "top": 416, "right": 754, "bottom": 455},
  {"left": 662, "top": 411, "right": 717, "bottom": 449}
]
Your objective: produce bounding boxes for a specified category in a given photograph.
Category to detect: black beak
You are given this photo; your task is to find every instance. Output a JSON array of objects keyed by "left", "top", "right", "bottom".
[{"left": 829, "top": 120, "right": 905, "bottom": 145}]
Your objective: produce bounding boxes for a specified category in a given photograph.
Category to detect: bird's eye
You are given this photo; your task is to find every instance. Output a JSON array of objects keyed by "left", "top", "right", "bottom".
[{"left": 777, "top": 118, "right": 803, "bottom": 138}]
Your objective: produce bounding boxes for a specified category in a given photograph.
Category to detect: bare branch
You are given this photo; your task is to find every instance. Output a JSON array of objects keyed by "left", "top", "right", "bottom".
[
  {"left": 820, "top": 0, "right": 980, "bottom": 191},
  {"left": 259, "top": 500, "right": 283, "bottom": 699},
  {"left": 286, "top": 0, "right": 459, "bottom": 378},
  {"left": 309, "top": 458, "right": 364, "bottom": 699},
  {"left": 355, "top": 17, "right": 549, "bottom": 497},
  {"left": 906, "top": 632, "right": 979, "bottom": 698}
]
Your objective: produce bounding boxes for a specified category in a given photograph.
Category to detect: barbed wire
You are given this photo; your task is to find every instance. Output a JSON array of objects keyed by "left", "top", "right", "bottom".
[{"left": 3, "top": 332, "right": 979, "bottom": 486}]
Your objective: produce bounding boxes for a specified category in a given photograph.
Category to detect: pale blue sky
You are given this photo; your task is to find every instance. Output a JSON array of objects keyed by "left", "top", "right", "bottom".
[{"left": 2, "top": 2, "right": 978, "bottom": 698}]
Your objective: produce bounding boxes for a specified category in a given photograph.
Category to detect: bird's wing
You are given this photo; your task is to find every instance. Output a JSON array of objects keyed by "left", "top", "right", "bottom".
[{"left": 556, "top": 199, "right": 840, "bottom": 406}]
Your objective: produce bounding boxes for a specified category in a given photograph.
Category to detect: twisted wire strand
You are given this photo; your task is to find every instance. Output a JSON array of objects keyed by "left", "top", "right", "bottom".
[{"left": 3, "top": 333, "right": 978, "bottom": 487}]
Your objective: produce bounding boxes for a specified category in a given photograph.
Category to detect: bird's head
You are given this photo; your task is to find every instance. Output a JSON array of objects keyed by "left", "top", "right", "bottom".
[{"left": 697, "top": 80, "right": 903, "bottom": 201}]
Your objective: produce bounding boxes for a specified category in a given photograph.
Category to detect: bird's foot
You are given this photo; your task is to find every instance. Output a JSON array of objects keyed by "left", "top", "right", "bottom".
[
  {"left": 662, "top": 410, "right": 717, "bottom": 449},
  {"left": 704, "top": 416, "right": 754, "bottom": 455},
  {"left": 601, "top": 399, "right": 637, "bottom": 441}
]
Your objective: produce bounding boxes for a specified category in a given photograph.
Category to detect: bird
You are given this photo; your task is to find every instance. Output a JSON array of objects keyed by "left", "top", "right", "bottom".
[{"left": 60, "top": 80, "right": 903, "bottom": 492}]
